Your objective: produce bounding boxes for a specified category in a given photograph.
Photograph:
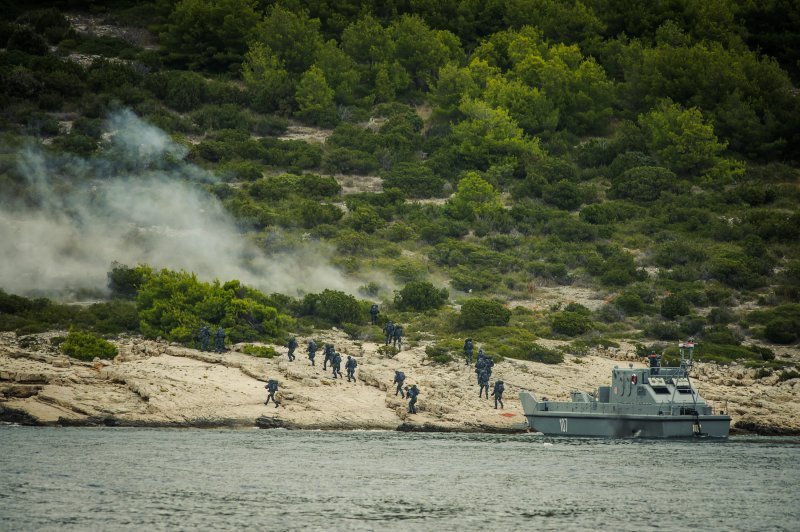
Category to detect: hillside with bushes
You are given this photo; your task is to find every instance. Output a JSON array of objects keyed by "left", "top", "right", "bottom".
[{"left": 0, "top": 0, "right": 799, "bottom": 374}]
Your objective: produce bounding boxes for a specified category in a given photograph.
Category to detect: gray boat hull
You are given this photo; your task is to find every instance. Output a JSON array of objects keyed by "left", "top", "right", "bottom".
[{"left": 525, "top": 412, "right": 731, "bottom": 439}]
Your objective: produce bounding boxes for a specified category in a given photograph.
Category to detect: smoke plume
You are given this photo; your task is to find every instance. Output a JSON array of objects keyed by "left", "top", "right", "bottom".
[{"left": 0, "top": 109, "right": 357, "bottom": 298}]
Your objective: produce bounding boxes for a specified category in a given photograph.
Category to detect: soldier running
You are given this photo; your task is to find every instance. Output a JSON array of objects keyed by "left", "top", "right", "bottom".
[
  {"left": 332, "top": 352, "right": 343, "bottom": 379},
  {"left": 492, "top": 380, "right": 505, "bottom": 409},
  {"left": 264, "top": 379, "right": 280, "bottom": 408},
  {"left": 383, "top": 320, "right": 395, "bottom": 346},
  {"left": 406, "top": 384, "right": 420, "bottom": 414},
  {"left": 345, "top": 355, "right": 357, "bottom": 382},
  {"left": 393, "top": 370, "right": 406, "bottom": 397},
  {"left": 478, "top": 369, "right": 490, "bottom": 399},
  {"left": 323, "top": 343, "right": 335, "bottom": 370},
  {"left": 463, "top": 338, "right": 474, "bottom": 366},
  {"left": 286, "top": 337, "right": 297, "bottom": 361},
  {"left": 392, "top": 324, "right": 404, "bottom": 351},
  {"left": 475, "top": 352, "right": 486, "bottom": 385},
  {"left": 307, "top": 340, "right": 317, "bottom": 366}
]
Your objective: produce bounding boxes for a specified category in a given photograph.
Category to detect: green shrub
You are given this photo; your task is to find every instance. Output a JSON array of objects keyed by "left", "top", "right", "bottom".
[
  {"left": 301, "top": 289, "right": 364, "bottom": 324},
  {"left": 136, "top": 270, "right": 285, "bottom": 343},
  {"left": 660, "top": 294, "right": 690, "bottom": 319},
  {"left": 16, "top": 8, "right": 71, "bottom": 44},
  {"left": 764, "top": 318, "right": 800, "bottom": 344},
  {"left": 646, "top": 320, "right": 681, "bottom": 340},
  {"left": 252, "top": 114, "right": 289, "bottom": 136},
  {"left": 778, "top": 370, "right": 800, "bottom": 382},
  {"left": 391, "top": 262, "right": 426, "bottom": 283},
  {"left": 145, "top": 70, "right": 208, "bottom": 112},
  {"left": 579, "top": 201, "right": 640, "bottom": 225},
  {"left": 240, "top": 344, "right": 277, "bottom": 358},
  {"left": 192, "top": 104, "right": 250, "bottom": 131},
  {"left": 218, "top": 160, "right": 264, "bottom": 182},
  {"left": 755, "top": 368, "right": 772, "bottom": 379},
  {"left": 383, "top": 222, "right": 417, "bottom": 242},
  {"left": 260, "top": 138, "right": 323, "bottom": 170},
  {"left": 72, "top": 35, "right": 139, "bottom": 57},
  {"left": 107, "top": 262, "right": 151, "bottom": 299},
  {"left": 7, "top": 25, "right": 48, "bottom": 55},
  {"left": 378, "top": 344, "right": 399, "bottom": 358},
  {"left": 450, "top": 267, "right": 502, "bottom": 292},
  {"left": 382, "top": 162, "right": 445, "bottom": 198},
  {"left": 425, "top": 344, "right": 454, "bottom": 364},
  {"left": 348, "top": 205, "right": 385, "bottom": 233},
  {"left": 525, "top": 343, "right": 564, "bottom": 364},
  {"left": 541, "top": 180, "right": 591, "bottom": 211},
  {"left": 702, "top": 326, "right": 741, "bottom": 346},
  {"left": 395, "top": 281, "right": 448, "bottom": 311},
  {"left": 614, "top": 292, "right": 645, "bottom": 315},
  {"left": 551, "top": 311, "right": 593, "bottom": 336},
  {"left": 86, "top": 59, "right": 142, "bottom": 92},
  {"left": 61, "top": 330, "right": 117, "bottom": 361},
  {"left": 460, "top": 299, "right": 511, "bottom": 329},
  {"left": 609, "top": 166, "right": 680, "bottom": 202},
  {"left": 321, "top": 147, "right": 379, "bottom": 175}
]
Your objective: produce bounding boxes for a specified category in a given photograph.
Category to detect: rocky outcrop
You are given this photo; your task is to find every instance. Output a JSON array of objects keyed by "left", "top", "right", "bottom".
[{"left": 1, "top": 331, "right": 798, "bottom": 435}]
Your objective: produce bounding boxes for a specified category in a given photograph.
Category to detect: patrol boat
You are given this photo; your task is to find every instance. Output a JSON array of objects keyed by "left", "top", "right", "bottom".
[{"left": 519, "top": 341, "right": 731, "bottom": 438}]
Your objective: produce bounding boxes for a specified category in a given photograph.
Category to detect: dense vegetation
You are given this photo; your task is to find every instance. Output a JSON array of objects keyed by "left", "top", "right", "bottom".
[{"left": 1, "top": 1, "right": 799, "bottom": 369}]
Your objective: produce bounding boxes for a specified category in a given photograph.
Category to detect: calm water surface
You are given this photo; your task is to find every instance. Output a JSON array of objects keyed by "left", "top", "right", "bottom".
[{"left": 1, "top": 426, "right": 798, "bottom": 531}]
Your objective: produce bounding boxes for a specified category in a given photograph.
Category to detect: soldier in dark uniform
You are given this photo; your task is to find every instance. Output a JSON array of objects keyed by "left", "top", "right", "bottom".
[
  {"left": 484, "top": 354, "right": 495, "bottom": 381},
  {"left": 463, "top": 338, "right": 474, "bottom": 366},
  {"left": 370, "top": 304, "right": 379, "bottom": 325},
  {"left": 392, "top": 325, "right": 403, "bottom": 351},
  {"left": 286, "top": 337, "right": 297, "bottom": 361},
  {"left": 307, "top": 340, "right": 317, "bottom": 366},
  {"left": 214, "top": 327, "right": 226, "bottom": 353},
  {"left": 384, "top": 320, "right": 395, "bottom": 346},
  {"left": 393, "top": 370, "right": 406, "bottom": 397},
  {"left": 407, "top": 384, "right": 420, "bottom": 414},
  {"left": 492, "top": 380, "right": 505, "bottom": 409},
  {"left": 478, "top": 369, "right": 489, "bottom": 399},
  {"left": 199, "top": 325, "right": 211, "bottom": 352},
  {"left": 323, "top": 343, "right": 335, "bottom": 370},
  {"left": 345, "top": 355, "right": 358, "bottom": 382},
  {"left": 264, "top": 379, "right": 280, "bottom": 408},
  {"left": 475, "top": 352, "right": 486, "bottom": 386},
  {"left": 332, "top": 352, "right": 343, "bottom": 379}
]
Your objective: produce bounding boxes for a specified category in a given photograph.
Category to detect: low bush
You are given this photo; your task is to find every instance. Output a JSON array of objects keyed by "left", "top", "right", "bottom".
[
  {"left": 395, "top": 281, "right": 448, "bottom": 311},
  {"left": 321, "top": 147, "right": 379, "bottom": 175},
  {"left": 459, "top": 299, "right": 511, "bottom": 329},
  {"left": 240, "top": 344, "right": 277, "bottom": 358},
  {"left": 763, "top": 318, "right": 800, "bottom": 344},
  {"left": 382, "top": 162, "right": 445, "bottom": 198},
  {"left": 778, "top": 370, "right": 800, "bottom": 382},
  {"left": 425, "top": 343, "right": 454, "bottom": 364},
  {"left": 525, "top": 343, "right": 564, "bottom": 364},
  {"left": 551, "top": 311, "right": 593, "bottom": 336},
  {"left": 301, "top": 289, "right": 364, "bottom": 325},
  {"left": 660, "top": 294, "right": 690, "bottom": 319},
  {"left": 609, "top": 166, "right": 680, "bottom": 202},
  {"left": 61, "top": 330, "right": 117, "bottom": 361}
]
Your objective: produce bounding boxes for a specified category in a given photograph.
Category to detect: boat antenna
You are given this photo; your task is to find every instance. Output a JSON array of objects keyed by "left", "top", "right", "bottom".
[{"left": 679, "top": 338, "right": 696, "bottom": 376}]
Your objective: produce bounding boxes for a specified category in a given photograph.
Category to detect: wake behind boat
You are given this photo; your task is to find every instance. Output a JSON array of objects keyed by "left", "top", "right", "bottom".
[{"left": 519, "top": 340, "right": 731, "bottom": 438}]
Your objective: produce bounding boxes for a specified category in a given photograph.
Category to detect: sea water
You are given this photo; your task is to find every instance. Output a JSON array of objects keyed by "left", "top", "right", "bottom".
[{"left": 1, "top": 427, "right": 798, "bottom": 531}]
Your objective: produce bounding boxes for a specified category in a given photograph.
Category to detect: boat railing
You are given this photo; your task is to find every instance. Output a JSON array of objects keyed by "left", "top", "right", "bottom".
[{"left": 709, "top": 400, "right": 729, "bottom": 416}]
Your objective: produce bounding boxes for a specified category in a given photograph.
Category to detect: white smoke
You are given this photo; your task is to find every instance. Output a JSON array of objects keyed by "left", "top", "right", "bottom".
[{"left": 0, "top": 110, "right": 358, "bottom": 298}]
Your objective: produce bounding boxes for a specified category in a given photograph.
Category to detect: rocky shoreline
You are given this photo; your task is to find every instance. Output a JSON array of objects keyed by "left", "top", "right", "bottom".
[{"left": 2, "top": 331, "right": 799, "bottom": 436}]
